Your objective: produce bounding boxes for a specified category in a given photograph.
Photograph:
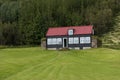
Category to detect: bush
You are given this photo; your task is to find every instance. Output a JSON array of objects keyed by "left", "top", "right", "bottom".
[
  {"left": 41, "top": 38, "right": 46, "bottom": 42},
  {"left": 92, "top": 36, "right": 102, "bottom": 47}
]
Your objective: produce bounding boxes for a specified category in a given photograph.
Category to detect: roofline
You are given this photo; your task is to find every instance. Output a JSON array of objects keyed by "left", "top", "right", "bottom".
[
  {"left": 46, "top": 33, "right": 93, "bottom": 37},
  {"left": 46, "top": 25, "right": 94, "bottom": 36}
]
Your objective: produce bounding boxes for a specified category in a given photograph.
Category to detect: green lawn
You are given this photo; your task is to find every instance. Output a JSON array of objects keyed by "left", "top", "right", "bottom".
[{"left": 0, "top": 47, "right": 120, "bottom": 80}]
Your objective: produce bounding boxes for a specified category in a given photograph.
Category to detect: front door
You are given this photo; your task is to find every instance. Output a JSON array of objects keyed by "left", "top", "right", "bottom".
[{"left": 63, "top": 38, "right": 68, "bottom": 48}]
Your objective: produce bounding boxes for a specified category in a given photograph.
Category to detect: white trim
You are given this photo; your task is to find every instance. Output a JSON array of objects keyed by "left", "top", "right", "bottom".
[
  {"left": 83, "top": 47, "right": 91, "bottom": 49},
  {"left": 75, "top": 47, "right": 80, "bottom": 50},
  {"left": 69, "top": 47, "right": 73, "bottom": 49},
  {"left": 63, "top": 38, "right": 68, "bottom": 48},
  {"left": 47, "top": 48, "right": 57, "bottom": 50}
]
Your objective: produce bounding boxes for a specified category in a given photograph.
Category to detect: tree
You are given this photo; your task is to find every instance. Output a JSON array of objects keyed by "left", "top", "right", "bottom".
[
  {"left": 0, "top": 1, "right": 19, "bottom": 23},
  {"left": 0, "top": 0, "right": 120, "bottom": 45}
]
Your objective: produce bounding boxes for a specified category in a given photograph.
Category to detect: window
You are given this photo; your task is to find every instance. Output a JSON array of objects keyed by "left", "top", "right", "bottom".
[
  {"left": 74, "top": 37, "right": 79, "bottom": 44},
  {"left": 47, "top": 38, "right": 62, "bottom": 45},
  {"left": 68, "top": 29, "right": 74, "bottom": 35},
  {"left": 47, "top": 38, "right": 52, "bottom": 45},
  {"left": 80, "top": 37, "right": 84, "bottom": 44},
  {"left": 69, "top": 38, "right": 74, "bottom": 44},
  {"left": 69, "top": 37, "right": 79, "bottom": 44},
  {"left": 47, "top": 38, "right": 56, "bottom": 45},
  {"left": 52, "top": 38, "right": 57, "bottom": 44},
  {"left": 57, "top": 38, "right": 62, "bottom": 44},
  {"left": 80, "top": 37, "right": 91, "bottom": 44}
]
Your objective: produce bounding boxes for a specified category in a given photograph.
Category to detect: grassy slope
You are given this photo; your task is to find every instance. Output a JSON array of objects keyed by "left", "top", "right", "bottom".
[{"left": 0, "top": 47, "right": 120, "bottom": 80}]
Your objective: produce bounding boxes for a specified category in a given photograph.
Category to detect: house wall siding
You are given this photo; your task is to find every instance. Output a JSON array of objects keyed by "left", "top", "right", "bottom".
[{"left": 46, "top": 34, "right": 92, "bottom": 49}]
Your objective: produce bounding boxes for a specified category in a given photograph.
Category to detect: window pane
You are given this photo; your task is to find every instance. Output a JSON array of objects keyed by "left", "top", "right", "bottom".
[
  {"left": 69, "top": 38, "right": 73, "bottom": 44},
  {"left": 80, "top": 37, "right": 84, "bottom": 44},
  {"left": 74, "top": 37, "right": 79, "bottom": 44},
  {"left": 68, "top": 29, "right": 73, "bottom": 35},
  {"left": 47, "top": 38, "right": 52, "bottom": 45},
  {"left": 85, "top": 37, "right": 91, "bottom": 43},
  {"left": 80, "top": 37, "right": 91, "bottom": 44},
  {"left": 52, "top": 38, "right": 57, "bottom": 44},
  {"left": 57, "top": 38, "right": 62, "bottom": 44}
]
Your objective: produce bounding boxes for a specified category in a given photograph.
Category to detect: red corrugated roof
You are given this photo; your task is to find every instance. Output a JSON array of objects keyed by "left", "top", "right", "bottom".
[{"left": 46, "top": 25, "right": 93, "bottom": 36}]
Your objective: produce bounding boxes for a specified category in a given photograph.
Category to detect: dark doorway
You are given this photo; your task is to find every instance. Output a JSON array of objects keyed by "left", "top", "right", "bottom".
[{"left": 63, "top": 38, "right": 67, "bottom": 48}]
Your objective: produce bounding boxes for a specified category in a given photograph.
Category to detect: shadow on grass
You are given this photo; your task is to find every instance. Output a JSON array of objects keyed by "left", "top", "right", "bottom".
[
  {"left": 0, "top": 45, "right": 40, "bottom": 50},
  {"left": 103, "top": 44, "right": 120, "bottom": 50}
]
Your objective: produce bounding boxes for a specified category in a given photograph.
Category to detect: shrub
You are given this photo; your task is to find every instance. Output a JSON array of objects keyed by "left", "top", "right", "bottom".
[{"left": 41, "top": 38, "right": 46, "bottom": 42}]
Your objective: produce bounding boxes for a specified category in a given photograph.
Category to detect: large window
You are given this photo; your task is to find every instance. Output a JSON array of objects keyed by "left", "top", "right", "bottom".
[
  {"left": 57, "top": 38, "right": 62, "bottom": 44},
  {"left": 80, "top": 37, "right": 91, "bottom": 44},
  {"left": 69, "top": 37, "right": 79, "bottom": 44},
  {"left": 47, "top": 38, "right": 62, "bottom": 45}
]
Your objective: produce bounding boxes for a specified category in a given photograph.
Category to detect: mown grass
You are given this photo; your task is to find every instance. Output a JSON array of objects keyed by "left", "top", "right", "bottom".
[{"left": 0, "top": 47, "right": 120, "bottom": 80}]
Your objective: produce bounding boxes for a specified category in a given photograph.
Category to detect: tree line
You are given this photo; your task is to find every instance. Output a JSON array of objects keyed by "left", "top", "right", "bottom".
[{"left": 0, "top": 0, "right": 120, "bottom": 45}]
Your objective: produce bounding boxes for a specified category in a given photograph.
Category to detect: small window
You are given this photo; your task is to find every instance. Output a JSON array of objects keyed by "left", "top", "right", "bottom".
[
  {"left": 80, "top": 37, "right": 91, "bottom": 44},
  {"left": 68, "top": 29, "right": 74, "bottom": 35},
  {"left": 57, "top": 38, "right": 62, "bottom": 44},
  {"left": 74, "top": 37, "right": 79, "bottom": 44},
  {"left": 69, "top": 38, "right": 74, "bottom": 44}
]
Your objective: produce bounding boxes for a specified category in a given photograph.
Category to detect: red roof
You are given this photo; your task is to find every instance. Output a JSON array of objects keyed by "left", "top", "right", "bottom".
[{"left": 46, "top": 25, "right": 93, "bottom": 36}]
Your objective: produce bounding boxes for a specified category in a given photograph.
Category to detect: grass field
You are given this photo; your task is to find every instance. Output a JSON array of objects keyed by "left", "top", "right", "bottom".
[{"left": 0, "top": 47, "right": 120, "bottom": 80}]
